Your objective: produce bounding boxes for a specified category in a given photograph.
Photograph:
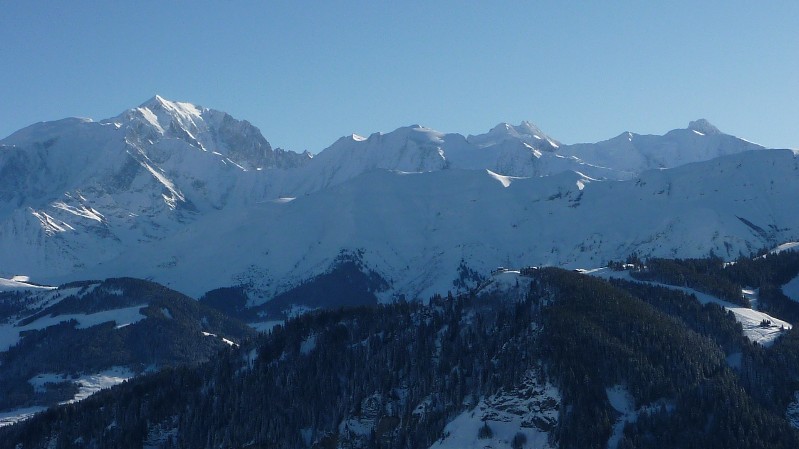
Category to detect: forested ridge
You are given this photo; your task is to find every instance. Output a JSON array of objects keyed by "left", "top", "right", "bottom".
[
  {"left": 3, "top": 262, "right": 799, "bottom": 449},
  {"left": 624, "top": 250, "right": 799, "bottom": 320},
  {"left": 0, "top": 278, "right": 255, "bottom": 411}
]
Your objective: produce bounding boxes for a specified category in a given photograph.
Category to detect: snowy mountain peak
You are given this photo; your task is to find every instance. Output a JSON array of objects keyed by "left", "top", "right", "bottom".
[
  {"left": 688, "top": 119, "right": 721, "bottom": 135},
  {"left": 138, "top": 95, "right": 200, "bottom": 114},
  {"left": 490, "top": 121, "right": 546, "bottom": 137},
  {"left": 469, "top": 121, "right": 559, "bottom": 150},
  {"left": 138, "top": 94, "right": 167, "bottom": 108},
  {"left": 487, "top": 121, "right": 545, "bottom": 139},
  {"left": 114, "top": 96, "right": 309, "bottom": 171},
  {"left": 129, "top": 95, "right": 205, "bottom": 138}
]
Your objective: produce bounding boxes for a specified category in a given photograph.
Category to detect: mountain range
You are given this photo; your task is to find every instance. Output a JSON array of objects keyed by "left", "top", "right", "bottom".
[
  {"left": 0, "top": 96, "right": 792, "bottom": 312},
  {"left": 3, "top": 97, "right": 799, "bottom": 448}
]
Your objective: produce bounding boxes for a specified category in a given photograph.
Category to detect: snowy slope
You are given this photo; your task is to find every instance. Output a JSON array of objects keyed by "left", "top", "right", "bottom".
[
  {"left": 429, "top": 370, "right": 559, "bottom": 449},
  {"left": 0, "top": 97, "right": 788, "bottom": 304},
  {"left": 0, "top": 277, "right": 54, "bottom": 292},
  {"left": 768, "top": 242, "right": 799, "bottom": 256},
  {"left": 50, "top": 148, "right": 798, "bottom": 302}
]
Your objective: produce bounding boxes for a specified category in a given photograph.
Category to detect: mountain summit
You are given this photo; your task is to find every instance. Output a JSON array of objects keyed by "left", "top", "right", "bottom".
[
  {"left": 688, "top": 118, "right": 722, "bottom": 135},
  {"left": 117, "top": 95, "right": 309, "bottom": 171},
  {"left": 468, "top": 121, "right": 560, "bottom": 151}
]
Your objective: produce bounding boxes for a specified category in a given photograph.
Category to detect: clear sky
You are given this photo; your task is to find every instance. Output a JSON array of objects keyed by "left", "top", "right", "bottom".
[{"left": 1, "top": 1, "right": 797, "bottom": 152}]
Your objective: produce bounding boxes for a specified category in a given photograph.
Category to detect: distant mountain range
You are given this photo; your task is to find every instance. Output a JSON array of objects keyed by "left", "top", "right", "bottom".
[{"left": 0, "top": 97, "right": 794, "bottom": 313}]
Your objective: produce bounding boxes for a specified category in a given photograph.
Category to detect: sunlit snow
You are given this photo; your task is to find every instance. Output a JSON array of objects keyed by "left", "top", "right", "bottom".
[{"left": 0, "top": 367, "right": 135, "bottom": 427}]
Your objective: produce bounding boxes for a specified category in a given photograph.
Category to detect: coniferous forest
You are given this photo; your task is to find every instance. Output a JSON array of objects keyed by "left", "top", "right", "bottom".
[{"left": 2, "top": 256, "right": 799, "bottom": 448}]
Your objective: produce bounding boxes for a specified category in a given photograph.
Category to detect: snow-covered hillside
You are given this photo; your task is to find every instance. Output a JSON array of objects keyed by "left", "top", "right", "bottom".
[
  {"left": 429, "top": 370, "right": 559, "bottom": 449},
  {"left": 0, "top": 97, "right": 788, "bottom": 304}
]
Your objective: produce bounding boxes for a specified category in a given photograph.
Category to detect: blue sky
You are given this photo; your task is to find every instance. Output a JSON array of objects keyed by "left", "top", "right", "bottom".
[{"left": 1, "top": 1, "right": 797, "bottom": 152}]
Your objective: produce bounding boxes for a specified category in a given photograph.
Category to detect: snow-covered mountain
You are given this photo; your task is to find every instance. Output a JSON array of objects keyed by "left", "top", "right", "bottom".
[
  {"left": 0, "top": 96, "right": 788, "bottom": 304},
  {"left": 85, "top": 148, "right": 797, "bottom": 303},
  {"left": 281, "top": 122, "right": 617, "bottom": 195},
  {"left": 0, "top": 96, "right": 309, "bottom": 278},
  {"left": 558, "top": 118, "right": 764, "bottom": 174}
]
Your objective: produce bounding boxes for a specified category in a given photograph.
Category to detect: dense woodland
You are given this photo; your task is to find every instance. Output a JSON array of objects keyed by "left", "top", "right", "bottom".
[
  {"left": 3, "top": 258, "right": 799, "bottom": 448},
  {"left": 624, "top": 250, "right": 799, "bottom": 320}
]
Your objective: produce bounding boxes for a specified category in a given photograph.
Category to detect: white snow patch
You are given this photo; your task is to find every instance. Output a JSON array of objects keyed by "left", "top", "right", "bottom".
[
  {"left": 136, "top": 107, "right": 165, "bottom": 133},
  {"left": 69, "top": 367, "right": 134, "bottom": 401},
  {"left": 27, "top": 367, "right": 134, "bottom": 403},
  {"left": 765, "top": 242, "right": 799, "bottom": 256},
  {"left": 201, "top": 331, "right": 237, "bottom": 347},
  {"left": 137, "top": 160, "right": 185, "bottom": 209},
  {"left": 486, "top": 169, "right": 516, "bottom": 188},
  {"left": 0, "top": 277, "right": 55, "bottom": 292},
  {"left": 51, "top": 201, "right": 105, "bottom": 223},
  {"left": 430, "top": 373, "right": 559, "bottom": 449},
  {"left": 1, "top": 366, "right": 137, "bottom": 426},
  {"left": 0, "top": 406, "right": 47, "bottom": 428},
  {"left": 30, "top": 209, "right": 74, "bottom": 234},
  {"left": 161, "top": 307, "right": 173, "bottom": 319},
  {"left": 708, "top": 299, "right": 790, "bottom": 346}
]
